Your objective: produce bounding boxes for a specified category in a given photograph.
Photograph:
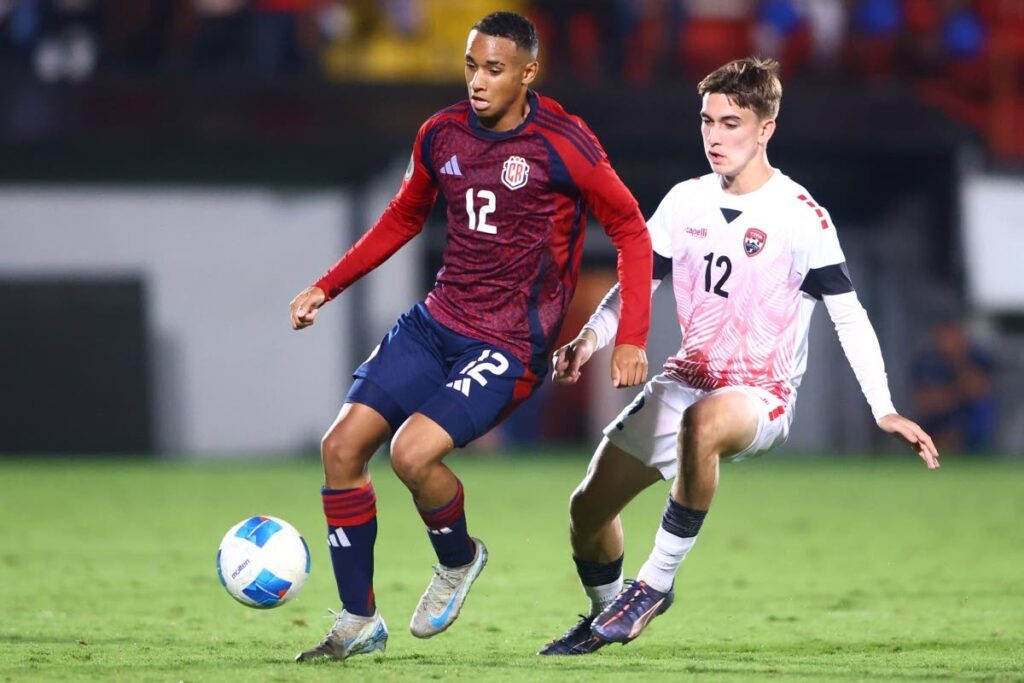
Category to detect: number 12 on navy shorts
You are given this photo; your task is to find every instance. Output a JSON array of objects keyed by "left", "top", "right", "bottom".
[{"left": 346, "top": 303, "right": 539, "bottom": 447}]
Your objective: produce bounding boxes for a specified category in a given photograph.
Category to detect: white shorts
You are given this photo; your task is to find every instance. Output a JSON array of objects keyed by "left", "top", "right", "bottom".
[{"left": 603, "top": 373, "right": 794, "bottom": 479}]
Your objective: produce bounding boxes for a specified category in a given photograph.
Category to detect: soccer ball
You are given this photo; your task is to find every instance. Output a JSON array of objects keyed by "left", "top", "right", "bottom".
[{"left": 216, "top": 516, "right": 311, "bottom": 609}]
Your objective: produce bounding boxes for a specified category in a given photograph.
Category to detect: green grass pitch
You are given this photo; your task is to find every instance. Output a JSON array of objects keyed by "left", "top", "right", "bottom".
[{"left": 1, "top": 454, "right": 1022, "bottom": 682}]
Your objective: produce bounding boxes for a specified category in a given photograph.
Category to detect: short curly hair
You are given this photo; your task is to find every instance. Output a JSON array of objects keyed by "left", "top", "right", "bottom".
[{"left": 472, "top": 12, "right": 539, "bottom": 58}]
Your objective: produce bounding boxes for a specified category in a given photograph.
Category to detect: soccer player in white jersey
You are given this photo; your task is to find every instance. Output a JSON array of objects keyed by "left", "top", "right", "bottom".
[{"left": 538, "top": 57, "right": 940, "bottom": 655}]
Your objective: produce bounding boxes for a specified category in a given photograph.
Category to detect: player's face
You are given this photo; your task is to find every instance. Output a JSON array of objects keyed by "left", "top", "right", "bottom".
[
  {"left": 700, "top": 93, "right": 775, "bottom": 177},
  {"left": 465, "top": 30, "right": 538, "bottom": 129}
]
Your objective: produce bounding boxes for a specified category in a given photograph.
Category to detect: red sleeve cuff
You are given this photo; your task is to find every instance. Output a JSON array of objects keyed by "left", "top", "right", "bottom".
[{"left": 613, "top": 334, "right": 647, "bottom": 350}]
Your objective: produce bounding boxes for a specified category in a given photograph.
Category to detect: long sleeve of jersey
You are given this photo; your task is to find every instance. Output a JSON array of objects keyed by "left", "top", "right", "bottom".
[
  {"left": 822, "top": 291, "right": 896, "bottom": 422},
  {"left": 313, "top": 123, "right": 439, "bottom": 301},
  {"left": 584, "top": 283, "right": 624, "bottom": 350},
  {"left": 572, "top": 148, "right": 652, "bottom": 349},
  {"left": 583, "top": 183, "right": 677, "bottom": 349}
]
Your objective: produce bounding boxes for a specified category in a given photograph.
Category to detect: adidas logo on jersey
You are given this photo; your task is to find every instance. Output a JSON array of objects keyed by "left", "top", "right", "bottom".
[{"left": 440, "top": 155, "right": 463, "bottom": 176}]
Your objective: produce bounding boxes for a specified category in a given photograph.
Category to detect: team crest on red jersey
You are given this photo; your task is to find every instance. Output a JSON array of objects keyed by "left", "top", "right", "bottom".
[
  {"left": 501, "top": 156, "right": 530, "bottom": 190},
  {"left": 743, "top": 228, "right": 767, "bottom": 256}
]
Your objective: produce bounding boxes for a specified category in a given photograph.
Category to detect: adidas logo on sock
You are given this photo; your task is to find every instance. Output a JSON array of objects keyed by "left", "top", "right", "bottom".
[{"left": 440, "top": 155, "right": 462, "bottom": 176}]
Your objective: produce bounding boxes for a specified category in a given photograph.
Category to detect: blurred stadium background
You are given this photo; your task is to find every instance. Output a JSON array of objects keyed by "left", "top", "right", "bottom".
[
  {"left": 0, "top": 0, "right": 1021, "bottom": 459},
  {"left": 2, "top": 1, "right": 1024, "bottom": 681}
]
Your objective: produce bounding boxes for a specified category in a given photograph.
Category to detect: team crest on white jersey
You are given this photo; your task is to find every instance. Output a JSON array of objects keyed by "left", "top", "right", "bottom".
[
  {"left": 501, "top": 156, "right": 530, "bottom": 190},
  {"left": 743, "top": 228, "right": 767, "bottom": 256}
]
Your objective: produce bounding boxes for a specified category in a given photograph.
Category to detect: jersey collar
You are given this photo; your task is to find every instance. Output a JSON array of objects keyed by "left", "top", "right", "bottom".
[
  {"left": 467, "top": 90, "right": 539, "bottom": 140},
  {"left": 716, "top": 168, "right": 781, "bottom": 202}
]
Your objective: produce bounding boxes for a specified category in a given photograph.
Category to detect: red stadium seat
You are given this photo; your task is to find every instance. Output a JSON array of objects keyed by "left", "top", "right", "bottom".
[{"left": 675, "top": 18, "right": 752, "bottom": 82}]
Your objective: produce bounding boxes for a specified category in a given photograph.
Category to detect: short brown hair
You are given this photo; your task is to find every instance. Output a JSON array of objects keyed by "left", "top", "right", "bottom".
[{"left": 698, "top": 58, "right": 782, "bottom": 120}]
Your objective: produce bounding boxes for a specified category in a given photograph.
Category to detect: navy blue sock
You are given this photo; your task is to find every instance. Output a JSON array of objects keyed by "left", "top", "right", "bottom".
[
  {"left": 573, "top": 554, "right": 624, "bottom": 587},
  {"left": 417, "top": 479, "right": 474, "bottom": 568},
  {"left": 662, "top": 496, "right": 707, "bottom": 538},
  {"left": 322, "top": 484, "right": 377, "bottom": 616}
]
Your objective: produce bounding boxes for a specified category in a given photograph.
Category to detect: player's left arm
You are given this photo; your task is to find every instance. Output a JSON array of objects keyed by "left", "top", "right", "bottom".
[
  {"left": 553, "top": 183, "right": 679, "bottom": 385},
  {"left": 570, "top": 132, "right": 652, "bottom": 388},
  {"left": 802, "top": 212, "right": 940, "bottom": 469}
]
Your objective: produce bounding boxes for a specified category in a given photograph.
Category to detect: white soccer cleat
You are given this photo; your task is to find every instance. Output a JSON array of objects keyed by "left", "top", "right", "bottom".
[
  {"left": 295, "top": 609, "right": 388, "bottom": 662},
  {"left": 409, "top": 537, "right": 488, "bottom": 638}
]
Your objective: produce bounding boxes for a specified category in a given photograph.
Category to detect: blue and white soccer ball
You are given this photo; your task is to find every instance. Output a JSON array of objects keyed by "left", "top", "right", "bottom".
[{"left": 216, "top": 516, "right": 311, "bottom": 609}]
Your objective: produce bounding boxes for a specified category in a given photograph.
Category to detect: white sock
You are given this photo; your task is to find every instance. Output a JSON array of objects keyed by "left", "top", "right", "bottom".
[
  {"left": 637, "top": 526, "right": 697, "bottom": 593},
  {"left": 583, "top": 576, "right": 623, "bottom": 616}
]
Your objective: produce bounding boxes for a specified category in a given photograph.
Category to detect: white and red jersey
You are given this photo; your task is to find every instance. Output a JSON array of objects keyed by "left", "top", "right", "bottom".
[
  {"left": 585, "top": 168, "right": 897, "bottom": 423},
  {"left": 648, "top": 170, "right": 848, "bottom": 409}
]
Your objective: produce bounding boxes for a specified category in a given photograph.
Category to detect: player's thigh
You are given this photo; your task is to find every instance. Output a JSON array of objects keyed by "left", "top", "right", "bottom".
[
  {"left": 346, "top": 303, "right": 448, "bottom": 434},
  {"left": 692, "top": 386, "right": 790, "bottom": 462},
  {"left": 682, "top": 390, "right": 759, "bottom": 457},
  {"left": 571, "top": 438, "right": 662, "bottom": 527},
  {"left": 603, "top": 373, "right": 701, "bottom": 480},
  {"left": 416, "top": 344, "right": 537, "bottom": 448}
]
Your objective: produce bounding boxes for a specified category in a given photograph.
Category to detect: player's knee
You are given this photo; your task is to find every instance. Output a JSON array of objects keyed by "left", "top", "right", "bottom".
[
  {"left": 320, "top": 429, "right": 370, "bottom": 479},
  {"left": 569, "top": 483, "right": 606, "bottom": 536},
  {"left": 568, "top": 485, "right": 589, "bottom": 524},
  {"left": 389, "top": 443, "right": 429, "bottom": 487}
]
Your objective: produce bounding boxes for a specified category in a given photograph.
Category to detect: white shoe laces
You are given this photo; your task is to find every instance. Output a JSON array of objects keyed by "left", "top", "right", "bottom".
[
  {"left": 421, "top": 564, "right": 466, "bottom": 612},
  {"left": 323, "top": 609, "right": 372, "bottom": 640}
]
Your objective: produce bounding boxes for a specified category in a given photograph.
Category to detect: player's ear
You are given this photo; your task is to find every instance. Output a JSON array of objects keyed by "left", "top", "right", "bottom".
[
  {"left": 521, "top": 58, "right": 539, "bottom": 86},
  {"left": 758, "top": 117, "right": 776, "bottom": 146}
]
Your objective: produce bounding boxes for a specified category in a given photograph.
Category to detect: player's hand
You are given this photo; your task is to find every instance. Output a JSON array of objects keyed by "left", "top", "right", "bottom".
[
  {"left": 290, "top": 286, "right": 326, "bottom": 330},
  {"left": 552, "top": 330, "right": 597, "bottom": 385},
  {"left": 878, "top": 413, "right": 940, "bottom": 470},
  {"left": 610, "top": 343, "right": 647, "bottom": 388}
]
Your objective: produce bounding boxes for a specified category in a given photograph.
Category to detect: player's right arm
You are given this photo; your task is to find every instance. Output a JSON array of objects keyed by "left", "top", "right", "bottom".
[{"left": 290, "top": 120, "right": 440, "bottom": 331}]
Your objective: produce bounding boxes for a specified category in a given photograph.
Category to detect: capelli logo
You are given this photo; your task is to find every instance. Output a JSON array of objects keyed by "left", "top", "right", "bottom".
[{"left": 686, "top": 227, "right": 708, "bottom": 238}]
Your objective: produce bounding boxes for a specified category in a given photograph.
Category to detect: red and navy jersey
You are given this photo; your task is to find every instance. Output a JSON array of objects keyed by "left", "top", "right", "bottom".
[{"left": 315, "top": 90, "right": 652, "bottom": 372}]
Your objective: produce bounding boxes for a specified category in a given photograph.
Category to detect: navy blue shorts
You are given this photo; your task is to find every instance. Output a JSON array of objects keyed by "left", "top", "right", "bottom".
[{"left": 346, "top": 303, "right": 541, "bottom": 447}]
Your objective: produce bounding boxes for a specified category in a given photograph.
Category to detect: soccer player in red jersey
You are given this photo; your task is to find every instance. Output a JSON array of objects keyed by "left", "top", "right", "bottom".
[{"left": 290, "top": 12, "right": 653, "bottom": 662}]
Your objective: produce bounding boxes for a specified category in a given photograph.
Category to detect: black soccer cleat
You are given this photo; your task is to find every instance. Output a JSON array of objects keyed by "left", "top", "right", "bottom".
[
  {"left": 537, "top": 614, "right": 608, "bottom": 655},
  {"left": 591, "top": 580, "right": 675, "bottom": 644}
]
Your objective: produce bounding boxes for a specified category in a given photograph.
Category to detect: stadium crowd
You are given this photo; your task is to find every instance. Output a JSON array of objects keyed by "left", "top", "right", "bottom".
[{"left": 0, "top": 0, "right": 1015, "bottom": 85}]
